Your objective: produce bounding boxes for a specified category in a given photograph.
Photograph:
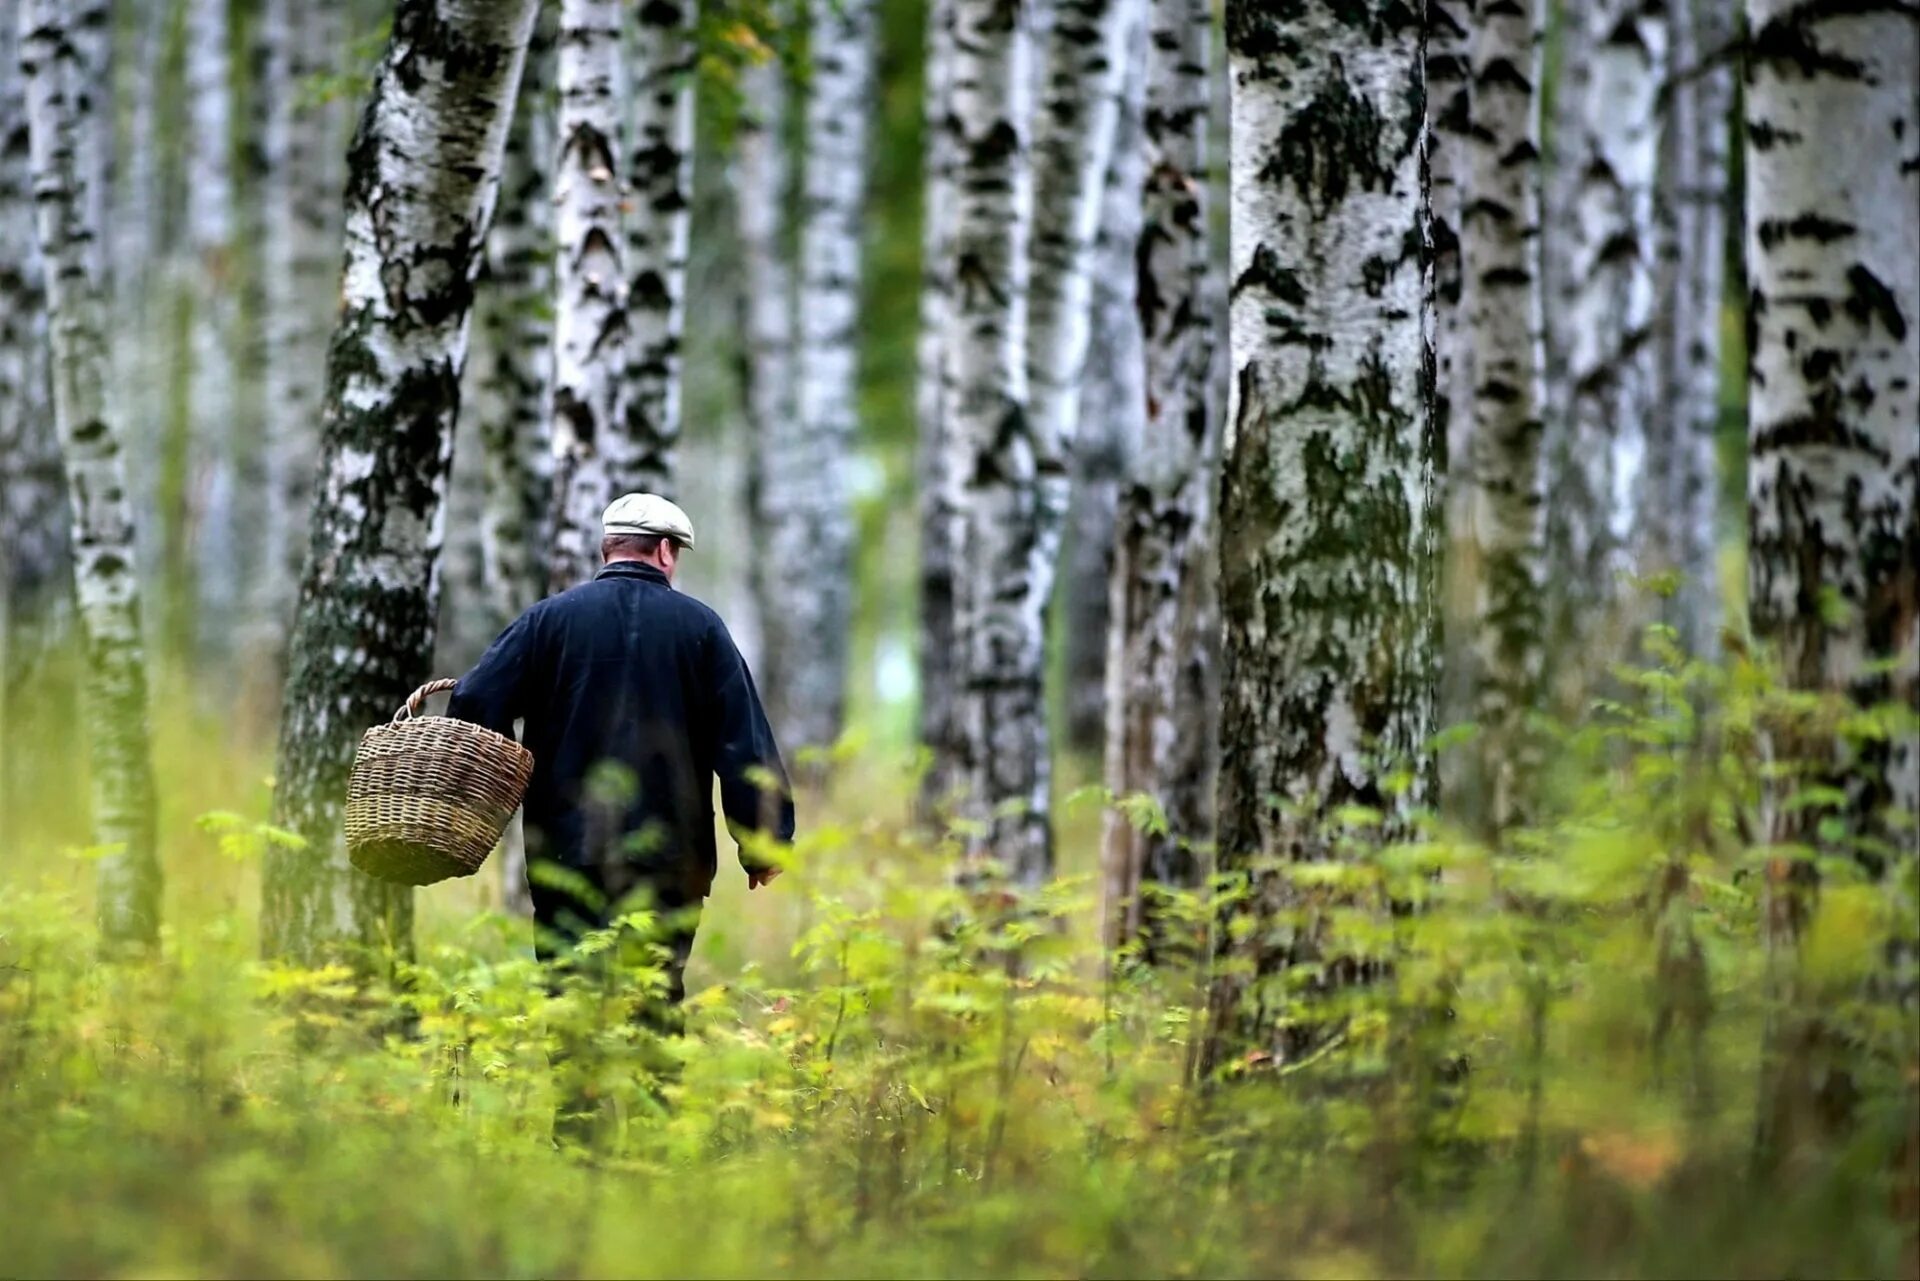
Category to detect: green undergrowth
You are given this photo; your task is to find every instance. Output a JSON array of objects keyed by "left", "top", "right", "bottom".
[{"left": 1, "top": 630, "right": 1916, "bottom": 1278}]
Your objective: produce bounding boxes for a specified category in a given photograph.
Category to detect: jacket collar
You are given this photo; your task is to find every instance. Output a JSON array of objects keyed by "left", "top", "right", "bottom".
[{"left": 595, "top": 559, "right": 671, "bottom": 586}]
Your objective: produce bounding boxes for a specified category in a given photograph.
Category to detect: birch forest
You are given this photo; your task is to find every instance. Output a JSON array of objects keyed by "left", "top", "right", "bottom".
[{"left": 2, "top": 0, "right": 1917, "bottom": 1276}]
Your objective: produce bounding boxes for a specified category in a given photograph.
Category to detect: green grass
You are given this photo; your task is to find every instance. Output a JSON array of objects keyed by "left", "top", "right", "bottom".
[{"left": 1, "top": 632, "right": 1915, "bottom": 1279}]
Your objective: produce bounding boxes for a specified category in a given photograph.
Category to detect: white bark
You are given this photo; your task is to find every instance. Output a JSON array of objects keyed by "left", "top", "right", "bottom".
[
  {"left": 474, "top": 2, "right": 554, "bottom": 635},
  {"left": 737, "top": 46, "right": 794, "bottom": 727},
  {"left": 1746, "top": 0, "right": 1919, "bottom": 1165},
  {"left": 1026, "top": 0, "right": 1134, "bottom": 603},
  {"left": 1062, "top": 2, "right": 1147, "bottom": 753},
  {"left": 1652, "top": 0, "right": 1733, "bottom": 654},
  {"left": 943, "top": 0, "right": 1043, "bottom": 882},
  {"left": 257, "top": 0, "right": 347, "bottom": 656},
  {"left": 184, "top": 0, "right": 241, "bottom": 654},
  {"left": 1208, "top": 0, "right": 1434, "bottom": 1063},
  {"left": 619, "top": 0, "right": 697, "bottom": 498},
  {"left": 22, "top": 0, "right": 164, "bottom": 948},
  {"left": 1101, "top": 0, "right": 1216, "bottom": 952},
  {"left": 1556, "top": 0, "right": 1668, "bottom": 639},
  {"left": 1, "top": 0, "right": 67, "bottom": 849},
  {"left": 262, "top": 0, "right": 541, "bottom": 963},
  {"left": 1460, "top": 0, "right": 1548, "bottom": 826},
  {"left": 760, "top": 0, "right": 876, "bottom": 754},
  {"left": 546, "top": 0, "right": 631, "bottom": 593},
  {"left": 916, "top": 0, "right": 961, "bottom": 813}
]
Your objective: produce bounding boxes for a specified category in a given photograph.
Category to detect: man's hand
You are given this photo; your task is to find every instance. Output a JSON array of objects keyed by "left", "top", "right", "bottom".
[{"left": 747, "top": 866, "right": 782, "bottom": 890}]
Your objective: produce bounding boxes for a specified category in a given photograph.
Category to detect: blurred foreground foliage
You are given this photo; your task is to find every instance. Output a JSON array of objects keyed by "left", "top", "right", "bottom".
[{"left": 1, "top": 626, "right": 1916, "bottom": 1278}]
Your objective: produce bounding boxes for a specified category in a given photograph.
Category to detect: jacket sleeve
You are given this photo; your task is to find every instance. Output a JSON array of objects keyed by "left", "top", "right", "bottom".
[
  {"left": 448, "top": 609, "right": 536, "bottom": 740},
  {"left": 707, "top": 618, "right": 796, "bottom": 869}
]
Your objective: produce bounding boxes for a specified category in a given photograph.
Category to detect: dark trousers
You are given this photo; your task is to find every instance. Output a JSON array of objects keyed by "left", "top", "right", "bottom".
[{"left": 527, "top": 854, "right": 703, "bottom": 1145}]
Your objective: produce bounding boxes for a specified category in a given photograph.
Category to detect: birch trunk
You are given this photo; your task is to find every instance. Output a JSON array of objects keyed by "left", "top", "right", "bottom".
[
  {"left": 1651, "top": 0, "right": 1732, "bottom": 654},
  {"left": 114, "top": 0, "right": 169, "bottom": 605},
  {"left": 1063, "top": 4, "right": 1146, "bottom": 754},
  {"left": 1427, "top": 0, "right": 1475, "bottom": 799},
  {"left": 618, "top": 0, "right": 696, "bottom": 500},
  {"left": 1101, "top": 0, "right": 1215, "bottom": 952},
  {"left": 184, "top": 0, "right": 240, "bottom": 657},
  {"left": 22, "top": 0, "right": 164, "bottom": 949},
  {"left": 1206, "top": 0, "right": 1434, "bottom": 1065},
  {"left": 944, "top": 0, "right": 1043, "bottom": 882},
  {"left": 737, "top": 45, "right": 794, "bottom": 739},
  {"left": 262, "top": 0, "right": 540, "bottom": 964},
  {"left": 546, "top": 0, "right": 632, "bottom": 593},
  {"left": 1553, "top": 0, "right": 1667, "bottom": 657},
  {"left": 1460, "top": 0, "right": 1548, "bottom": 826},
  {"left": 256, "top": 0, "right": 346, "bottom": 660},
  {"left": 1745, "top": 0, "right": 1919, "bottom": 1168},
  {"left": 916, "top": 0, "right": 962, "bottom": 816},
  {"left": 474, "top": 2, "right": 554, "bottom": 632},
  {"left": 1, "top": 0, "right": 68, "bottom": 853},
  {"left": 761, "top": 0, "right": 876, "bottom": 753},
  {"left": 1025, "top": 0, "right": 1134, "bottom": 741}
]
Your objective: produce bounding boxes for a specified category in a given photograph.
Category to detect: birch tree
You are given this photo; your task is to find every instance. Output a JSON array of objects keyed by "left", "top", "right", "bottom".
[
  {"left": 1745, "top": 0, "right": 1919, "bottom": 1167},
  {"left": 1024, "top": 0, "right": 1134, "bottom": 680},
  {"left": 1101, "top": 0, "right": 1215, "bottom": 952},
  {"left": 1552, "top": 0, "right": 1667, "bottom": 654},
  {"left": 943, "top": 0, "right": 1043, "bottom": 881},
  {"left": 620, "top": 0, "right": 697, "bottom": 499},
  {"left": 546, "top": 0, "right": 632, "bottom": 593},
  {"left": 737, "top": 43, "right": 795, "bottom": 724},
  {"left": 262, "top": 0, "right": 541, "bottom": 963},
  {"left": 474, "top": 1, "right": 554, "bottom": 625},
  {"left": 761, "top": 0, "right": 876, "bottom": 753},
  {"left": 1459, "top": 0, "right": 1547, "bottom": 825},
  {"left": 22, "top": 0, "right": 164, "bottom": 948},
  {"left": 256, "top": 0, "right": 346, "bottom": 658},
  {"left": 916, "top": 0, "right": 963, "bottom": 816},
  {"left": 1, "top": 0, "right": 67, "bottom": 851},
  {"left": 1651, "top": 0, "right": 1733, "bottom": 654},
  {"left": 1061, "top": 6, "right": 1146, "bottom": 754},
  {"left": 1206, "top": 0, "right": 1434, "bottom": 1064},
  {"left": 184, "top": 0, "right": 240, "bottom": 656}
]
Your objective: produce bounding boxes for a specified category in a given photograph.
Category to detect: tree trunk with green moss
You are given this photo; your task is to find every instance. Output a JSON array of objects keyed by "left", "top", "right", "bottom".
[
  {"left": 1205, "top": 0, "right": 1435, "bottom": 1068},
  {"left": 262, "top": 0, "right": 541, "bottom": 964}
]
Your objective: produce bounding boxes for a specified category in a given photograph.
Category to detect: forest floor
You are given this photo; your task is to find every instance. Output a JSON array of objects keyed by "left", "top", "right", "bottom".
[{"left": 1, "top": 661, "right": 1915, "bottom": 1279}]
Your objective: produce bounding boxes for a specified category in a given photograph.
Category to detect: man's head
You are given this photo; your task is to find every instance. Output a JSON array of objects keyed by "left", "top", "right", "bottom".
[{"left": 601, "top": 493, "right": 695, "bottom": 580}]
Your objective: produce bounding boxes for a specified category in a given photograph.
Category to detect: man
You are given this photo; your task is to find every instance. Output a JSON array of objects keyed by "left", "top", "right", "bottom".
[{"left": 448, "top": 493, "right": 794, "bottom": 1010}]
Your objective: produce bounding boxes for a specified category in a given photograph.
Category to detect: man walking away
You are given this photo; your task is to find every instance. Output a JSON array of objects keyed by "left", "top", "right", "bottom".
[{"left": 449, "top": 493, "right": 795, "bottom": 1013}]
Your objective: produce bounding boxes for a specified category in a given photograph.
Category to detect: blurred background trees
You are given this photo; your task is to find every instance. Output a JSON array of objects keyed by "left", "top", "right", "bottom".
[{"left": 0, "top": 0, "right": 1914, "bottom": 1211}]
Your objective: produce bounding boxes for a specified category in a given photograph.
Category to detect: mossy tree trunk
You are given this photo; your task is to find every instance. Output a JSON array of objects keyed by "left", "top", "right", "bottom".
[
  {"left": 1204, "top": 0, "right": 1435, "bottom": 1068},
  {"left": 1745, "top": 0, "right": 1918, "bottom": 1171},
  {"left": 546, "top": 0, "right": 632, "bottom": 593},
  {"left": 22, "top": 0, "right": 165, "bottom": 950},
  {"left": 261, "top": 0, "right": 541, "bottom": 964},
  {"left": 1101, "top": 0, "right": 1217, "bottom": 954}
]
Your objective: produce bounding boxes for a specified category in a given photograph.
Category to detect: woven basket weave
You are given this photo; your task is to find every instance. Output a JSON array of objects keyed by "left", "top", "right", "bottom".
[{"left": 345, "top": 679, "right": 535, "bottom": 886}]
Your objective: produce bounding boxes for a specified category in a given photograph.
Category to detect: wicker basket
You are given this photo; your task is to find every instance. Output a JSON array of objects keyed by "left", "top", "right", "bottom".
[{"left": 345, "top": 679, "right": 535, "bottom": 886}]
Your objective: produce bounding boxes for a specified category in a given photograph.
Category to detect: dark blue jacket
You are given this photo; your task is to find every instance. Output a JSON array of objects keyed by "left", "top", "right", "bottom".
[{"left": 448, "top": 560, "right": 794, "bottom": 899}]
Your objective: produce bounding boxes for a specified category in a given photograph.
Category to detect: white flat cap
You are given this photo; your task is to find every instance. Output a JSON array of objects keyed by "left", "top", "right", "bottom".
[{"left": 603, "top": 492, "right": 695, "bottom": 549}]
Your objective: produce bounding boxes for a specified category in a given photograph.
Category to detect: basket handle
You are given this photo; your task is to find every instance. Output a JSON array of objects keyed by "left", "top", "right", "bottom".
[{"left": 393, "top": 678, "right": 459, "bottom": 723}]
